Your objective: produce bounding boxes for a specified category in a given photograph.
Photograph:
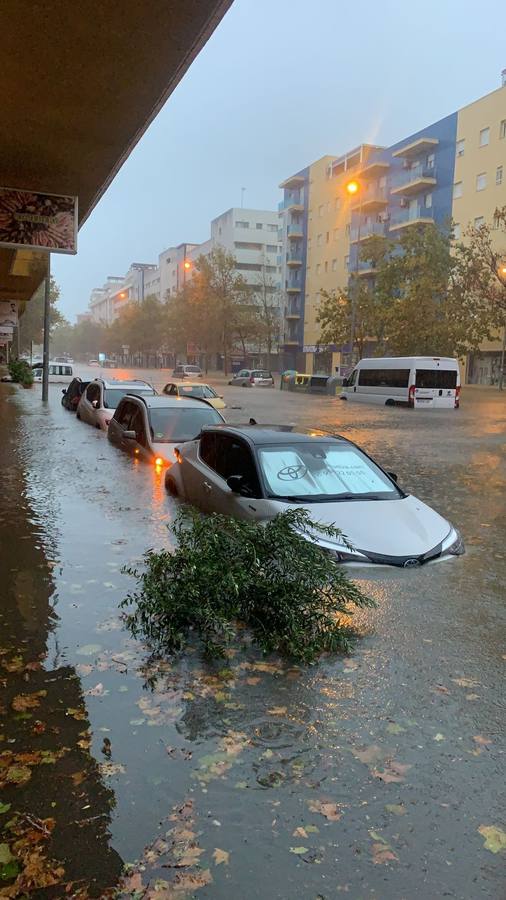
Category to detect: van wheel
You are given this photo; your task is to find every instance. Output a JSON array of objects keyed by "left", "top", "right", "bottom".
[
  {"left": 165, "top": 476, "right": 178, "bottom": 497},
  {"left": 385, "top": 399, "right": 395, "bottom": 406}
]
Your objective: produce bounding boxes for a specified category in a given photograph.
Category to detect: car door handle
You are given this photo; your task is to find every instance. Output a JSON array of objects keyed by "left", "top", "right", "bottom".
[{"left": 203, "top": 482, "right": 212, "bottom": 493}]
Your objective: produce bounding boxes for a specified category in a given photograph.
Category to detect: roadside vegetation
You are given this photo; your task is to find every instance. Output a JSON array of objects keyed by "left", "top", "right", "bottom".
[
  {"left": 121, "top": 508, "right": 375, "bottom": 663},
  {"left": 8, "top": 359, "right": 34, "bottom": 387}
]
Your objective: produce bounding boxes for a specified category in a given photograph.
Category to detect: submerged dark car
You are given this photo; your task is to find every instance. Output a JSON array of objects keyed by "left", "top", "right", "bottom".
[{"left": 61, "top": 377, "right": 90, "bottom": 411}]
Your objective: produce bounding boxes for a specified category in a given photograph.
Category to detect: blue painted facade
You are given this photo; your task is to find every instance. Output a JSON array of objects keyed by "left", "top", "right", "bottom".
[
  {"left": 279, "top": 166, "right": 309, "bottom": 368},
  {"left": 348, "top": 112, "right": 458, "bottom": 272}
]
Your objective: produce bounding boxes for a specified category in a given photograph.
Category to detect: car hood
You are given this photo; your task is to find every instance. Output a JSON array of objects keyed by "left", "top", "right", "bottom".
[{"left": 274, "top": 494, "right": 451, "bottom": 558}]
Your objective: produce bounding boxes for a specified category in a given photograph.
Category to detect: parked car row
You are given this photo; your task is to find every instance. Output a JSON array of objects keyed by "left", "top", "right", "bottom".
[{"left": 61, "top": 374, "right": 464, "bottom": 567}]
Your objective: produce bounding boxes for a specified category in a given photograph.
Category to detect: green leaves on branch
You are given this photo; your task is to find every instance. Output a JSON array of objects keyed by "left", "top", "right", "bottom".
[
  {"left": 121, "top": 508, "right": 375, "bottom": 663},
  {"left": 8, "top": 359, "right": 34, "bottom": 386}
]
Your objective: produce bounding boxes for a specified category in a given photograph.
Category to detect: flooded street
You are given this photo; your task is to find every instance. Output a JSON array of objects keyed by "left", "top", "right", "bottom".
[{"left": 1, "top": 371, "right": 505, "bottom": 899}]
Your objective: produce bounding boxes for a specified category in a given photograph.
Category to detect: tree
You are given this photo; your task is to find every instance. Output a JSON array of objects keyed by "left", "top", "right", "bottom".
[
  {"left": 18, "top": 277, "right": 66, "bottom": 352},
  {"left": 251, "top": 260, "right": 282, "bottom": 367},
  {"left": 192, "top": 248, "right": 250, "bottom": 374},
  {"left": 451, "top": 207, "right": 506, "bottom": 386},
  {"left": 316, "top": 284, "right": 383, "bottom": 361}
]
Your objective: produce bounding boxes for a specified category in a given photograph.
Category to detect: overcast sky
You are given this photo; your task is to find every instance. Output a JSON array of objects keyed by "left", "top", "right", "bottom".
[{"left": 53, "top": 0, "right": 505, "bottom": 320}]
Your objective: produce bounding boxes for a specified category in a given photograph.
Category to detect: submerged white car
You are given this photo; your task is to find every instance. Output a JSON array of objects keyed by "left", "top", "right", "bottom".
[{"left": 166, "top": 426, "right": 464, "bottom": 567}]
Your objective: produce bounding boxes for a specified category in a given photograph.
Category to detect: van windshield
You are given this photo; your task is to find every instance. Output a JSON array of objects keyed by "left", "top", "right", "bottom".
[{"left": 415, "top": 369, "right": 457, "bottom": 389}]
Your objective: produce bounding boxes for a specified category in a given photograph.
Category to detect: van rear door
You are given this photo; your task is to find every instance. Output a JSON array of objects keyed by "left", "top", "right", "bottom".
[{"left": 414, "top": 367, "right": 458, "bottom": 408}]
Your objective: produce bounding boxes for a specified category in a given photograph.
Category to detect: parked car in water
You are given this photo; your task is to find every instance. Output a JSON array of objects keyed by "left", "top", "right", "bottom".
[
  {"left": 108, "top": 395, "right": 225, "bottom": 466},
  {"left": 76, "top": 378, "right": 155, "bottom": 430},
  {"left": 228, "top": 369, "right": 274, "bottom": 387},
  {"left": 61, "top": 377, "right": 90, "bottom": 411},
  {"left": 162, "top": 381, "right": 226, "bottom": 409},
  {"left": 165, "top": 424, "right": 464, "bottom": 567},
  {"left": 172, "top": 364, "right": 202, "bottom": 379},
  {"left": 88, "top": 359, "right": 100, "bottom": 367}
]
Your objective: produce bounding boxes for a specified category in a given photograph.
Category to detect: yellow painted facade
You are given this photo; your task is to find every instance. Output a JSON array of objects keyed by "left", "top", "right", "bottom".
[{"left": 453, "top": 86, "right": 506, "bottom": 366}]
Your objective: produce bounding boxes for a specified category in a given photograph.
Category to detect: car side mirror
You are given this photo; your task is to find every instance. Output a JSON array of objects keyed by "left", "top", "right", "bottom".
[
  {"left": 387, "top": 471, "right": 398, "bottom": 483},
  {"left": 123, "top": 430, "right": 137, "bottom": 440},
  {"left": 342, "top": 377, "right": 349, "bottom": 387},
  {"left": 226, "top": 475, "right": 253, "bottom": 497}
]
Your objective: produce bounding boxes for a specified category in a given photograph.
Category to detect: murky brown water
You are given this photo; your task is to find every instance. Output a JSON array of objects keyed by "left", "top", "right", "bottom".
[{"left": 1, "top": 374, "right": 505, "bottom": 899}]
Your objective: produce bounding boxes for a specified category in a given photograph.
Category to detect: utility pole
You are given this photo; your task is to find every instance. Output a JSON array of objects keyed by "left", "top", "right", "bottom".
[
  {"left": 42, "top": 255, "right": 51, "bottom": 403},
  {"left": 346, "top": 180, "right": 361, "bottom": 367}
]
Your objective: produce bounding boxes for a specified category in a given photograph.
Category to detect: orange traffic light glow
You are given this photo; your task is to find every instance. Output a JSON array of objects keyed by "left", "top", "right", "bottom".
[{"left": 346, "top": 180, "right": 359, "bottom": 196}]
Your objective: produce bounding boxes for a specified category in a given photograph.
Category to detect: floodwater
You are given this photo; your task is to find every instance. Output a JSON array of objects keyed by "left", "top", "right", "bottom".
[{"left": 1, "top": 371, "right": 505, "bottom": 899}]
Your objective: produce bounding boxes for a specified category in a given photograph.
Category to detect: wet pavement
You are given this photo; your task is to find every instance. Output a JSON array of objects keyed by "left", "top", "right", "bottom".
[{"left": 1, "top": 369, "right": 505, "bottom": 899}]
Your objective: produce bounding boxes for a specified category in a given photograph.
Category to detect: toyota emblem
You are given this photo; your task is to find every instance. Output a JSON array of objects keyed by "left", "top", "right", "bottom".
[{"left": 403, "top": 558, "right": 421, "bottom": 568}]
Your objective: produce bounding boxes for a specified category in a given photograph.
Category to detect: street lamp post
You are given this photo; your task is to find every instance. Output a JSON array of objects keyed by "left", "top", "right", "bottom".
[{"left": 346, "top": 180, "right": 361, "bottom": 367}]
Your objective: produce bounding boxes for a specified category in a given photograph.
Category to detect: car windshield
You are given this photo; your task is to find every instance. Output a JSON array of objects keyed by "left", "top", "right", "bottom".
[
  {"left": 149, "top": 407, "right": 223, "bottom": 442},
  {"left": 104, "top": 387, "right": 153, "bottom": 409},
  {"left": 179, "top": 385, "right": 216, "bottom": 398},
  {"left": 184, "top": 366, "right": 200, "bottom": 373},
  {"left": 258, "top": 442, "right": 400, "bottom": 501}
]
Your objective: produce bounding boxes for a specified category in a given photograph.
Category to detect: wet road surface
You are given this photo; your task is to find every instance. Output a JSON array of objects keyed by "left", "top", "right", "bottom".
[{"left": 1, "top": 370, "right": 505, "bottom": 898}]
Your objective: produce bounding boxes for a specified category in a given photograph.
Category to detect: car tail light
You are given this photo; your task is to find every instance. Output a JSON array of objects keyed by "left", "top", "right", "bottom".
[
  {"left": 408, "top": 384, "right": 415, "bottom": 407},
  {"left": 249, "top": 376, "right": 255, "bottom": 384},
  {"left": 455, "top": 386, "right": 461, "bottom": 408}
]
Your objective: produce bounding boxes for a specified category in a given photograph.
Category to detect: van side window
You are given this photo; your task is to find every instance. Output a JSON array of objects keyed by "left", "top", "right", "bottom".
[
  {"left": 65, "top": 366, "right": 72, "bottom": 375},
  {"left": 359, "top": 369, "right": 410, "bottom": 388},
  {"left": 49, "top": 365, "right": 55, "bottom": 375}
]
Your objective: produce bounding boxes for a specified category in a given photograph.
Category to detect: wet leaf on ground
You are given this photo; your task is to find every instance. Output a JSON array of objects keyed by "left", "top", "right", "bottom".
[
  {"left": 98, "top": 762, "right": 126, "bottom": 777},
  {"left": 11, "top": 691, "right": 47, "bottom": 712},
  {"left": 385, "top": 804, "right": 406, "bottom": 816},
  {"left": 478, "top": 825, "right": 506, "bottom": 853},
  {"left": 212, "top": 848, "right": 229, "bottom": 866},
  {"left": 307, "top": 800, "right": 341, "bottom": 821},
  {"left": 76, "top": 644, "right": 102, "bottom": 657},
  {"left": 290, "top": 846, "right": 309, "bottom": 855},
  {"left": 372, "top": 760, "right": 411, "bottom": 784},
  {"left": 352, "top": 745, "right": 383, "bottom": 765}
]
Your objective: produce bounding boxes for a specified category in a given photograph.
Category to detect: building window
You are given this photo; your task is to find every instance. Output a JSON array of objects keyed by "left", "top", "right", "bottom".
[
  {"left": 267, "top": 224, "right": 278, "bottom": 232},
  {"left": 492, "top": 213, "right": 501, "bottom": 229},
  {"left": 453, "top": 181, "right": 463, "bottom": 199},
  {"left": 500, "top": 120, "right": 506, "bottom": 139},
  {"left": 318, "top": 205, "right": 324, "bottom": 217},
  {"left": 324, "top": 261, "right": 328, "bottom": 273},
  {"left": 326, "top": 232, "right": 329, "bottom": 243},
  {"left": 235, "top": 220, "right": 249, "bottom": 228},
  {"left": 456, "top": 139, "right": 465, "bottom": 157},
  {"left": 316, "top": 264, "right": 321, "bottom": 275},
  {"left": 332, "top": 259, "right": 337, "bottom": 271},
  {"left": 345, "top": 224, "right": 350, "bottom": 237},
  {"left": 379, "top": 175, "right": 387, "bottom": 188},
  {"left": 476, "top": 173, "right": 487, "bottom": 191},
  {"left": 479, "top": 127, "right": 490, "bottom": 147},
  {"left": 474, "top": 217, "right": 484, "bottom": 227},
  {"left": 307, "top": 239, "right": 311, "bottom": 250},
  {"left": 235, "top": 241, "right": 262, "bottom": 250},
  {"left": 344, "top": 255, "right": 350, "bottom": 268},
  {"left": 496, "top": 166, "right": 503, "bottom": 186},
  {"left": 453, "top": 223, "right": 461, "bottom": 240},
  {"left": 266, "top": 244, "right": 278, "bottom": 253},
  {"left": 425, "top": 192, "right": 433, "bottom": 209},
  {"left": 317, "top": 234, "right": 323, "bottom": 246},
  {"left": 256, "top": 223, "right": 263, "bottom": 229},
  {"left": 426, "top": 152, "right": 435, "bottom": 169}
]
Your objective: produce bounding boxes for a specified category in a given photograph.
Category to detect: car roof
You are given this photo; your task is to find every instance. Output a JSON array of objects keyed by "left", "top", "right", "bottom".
[
  {"left": 201, "top": 425, "right": 346, "bottom": 445},
  {"left": 125, "top": 395, "right": 217, "bottom": 409},
  {"left": 94, "top": 378, "right": 153, "bottom": 389},
  {"left": 174, "top": 381, "right": 211, "bottom": 388}
]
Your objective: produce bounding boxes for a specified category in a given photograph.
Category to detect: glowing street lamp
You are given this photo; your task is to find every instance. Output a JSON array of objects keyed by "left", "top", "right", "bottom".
[
  {"left": 346, "top": 180, "right": 360, "bottom": 196},
  {"left": 184, "top": 260, "right": 191, "bottom": 271}
]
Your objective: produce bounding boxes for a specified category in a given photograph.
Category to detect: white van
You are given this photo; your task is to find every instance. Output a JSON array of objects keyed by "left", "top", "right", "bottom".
[
  {"left": 340, "top": 357, "right": 460, "bottom": 409},
  {"left": 33, "top": 362, "right": 74, "bottom": 384}
]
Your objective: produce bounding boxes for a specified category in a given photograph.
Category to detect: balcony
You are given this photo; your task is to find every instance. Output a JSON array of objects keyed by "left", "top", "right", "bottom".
[
  {"left": 389, "top": 203, "right": 435, "bottom": 231},
  {"left": 279, "top": 194, "right": 304, "bottom": 213},
  {"left": 352, "top": 185, "right": 388, "bottom": 212},
  {"left": 355, "top": 260, "right": 377, "bottom": 277},
  {"left": 350, "top": 222, "right": 386, "bottom": 242},
  {"left": 392, "top": 136, "right": 439, "bottom": 159},
  {"left": 286, "top": 251, "right": 303, "bottom": 266},
  {"left": 287, "top": 223, "right": 303, "bottom": 239},
  {"left": 356, "top": 160, "right": 390, "bottom": 179},
  {"left": 390, "top": 165, "right": 437, "bottom": 197},
  {"left": 285, "top": 309, "right": 301, "bottom": 319},
  {"left": 286, "top": 284, "right": 301, "bottom": 293},
  {"left": 279, "top": 174, "right": 305, "bottom": 190},
  {"left": 284, "top": 338, "right": 300, "bottom": 347}
]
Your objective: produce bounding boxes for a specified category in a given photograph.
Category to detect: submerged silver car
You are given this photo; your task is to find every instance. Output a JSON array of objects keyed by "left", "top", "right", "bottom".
[
  {"left": 166, "top": 425, "right": 464, "bottom": 566},
  {"left": 228, "top": 369, "right": 274, "bottom": 387}
]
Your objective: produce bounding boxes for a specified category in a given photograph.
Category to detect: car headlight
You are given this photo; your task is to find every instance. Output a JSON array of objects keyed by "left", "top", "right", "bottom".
[{"left": 443, "top": 528, "right": 465, "bottom": 556}]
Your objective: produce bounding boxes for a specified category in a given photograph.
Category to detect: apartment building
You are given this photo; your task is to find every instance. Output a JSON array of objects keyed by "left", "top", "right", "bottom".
[
  {"left": 87, "top": 263, "right": 159, "bottom": 325},
  {"left": 159, "top": 243, "right": 200, "bottom": 300},
  {"left": 278, "top": 79, "right": 506, "bottom": 381}
]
